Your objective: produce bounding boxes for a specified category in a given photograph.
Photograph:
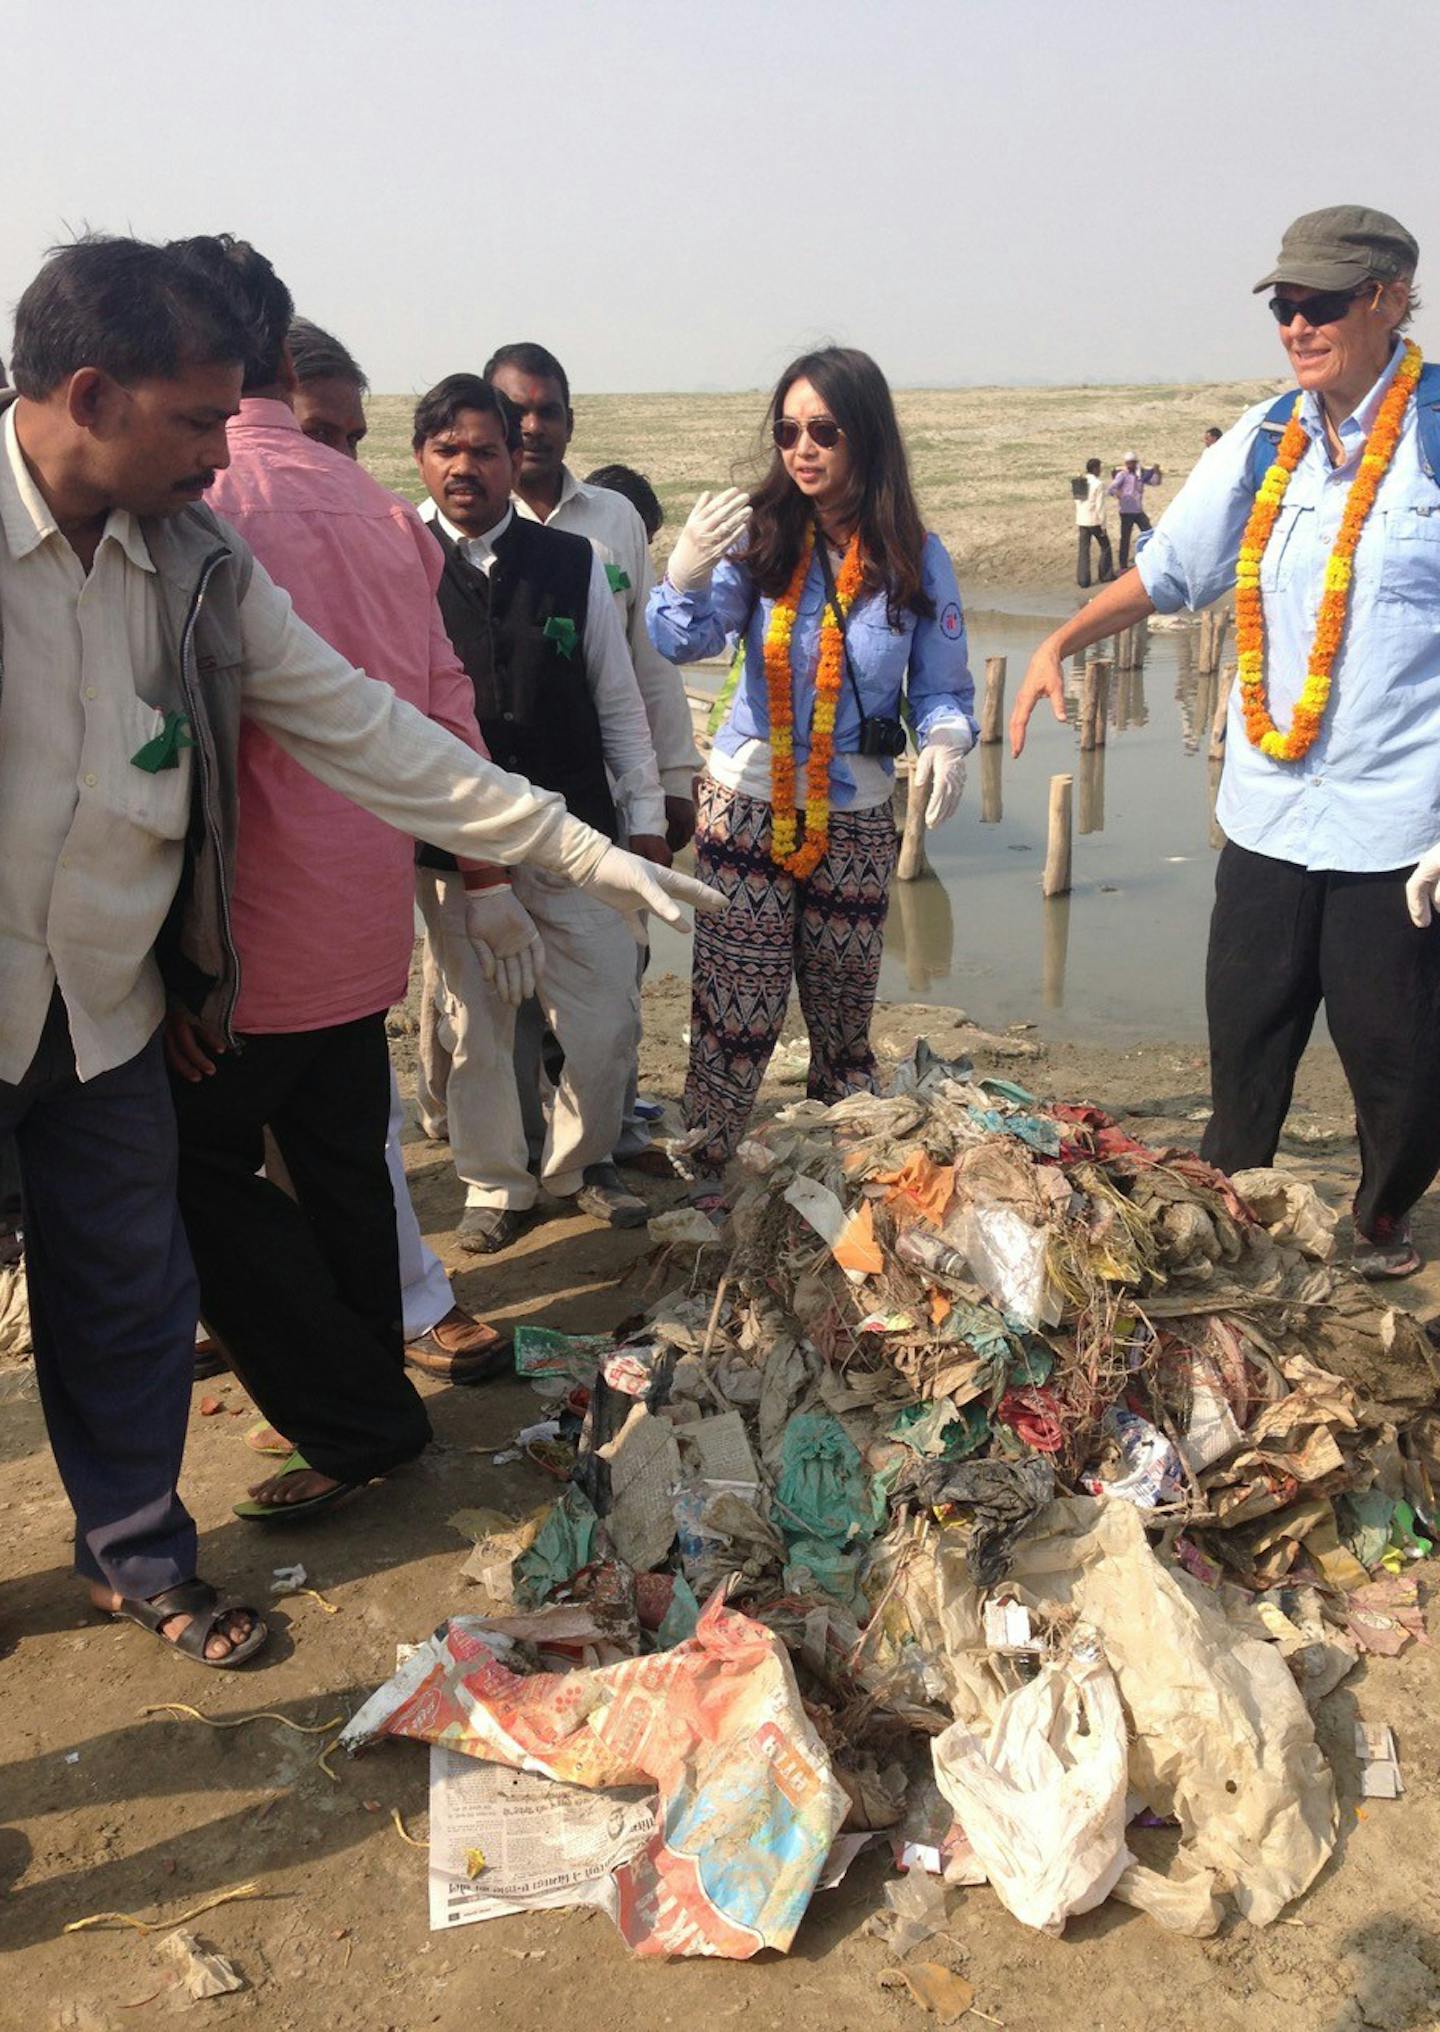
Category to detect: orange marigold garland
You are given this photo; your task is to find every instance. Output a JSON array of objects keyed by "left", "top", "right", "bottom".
[
  {"left": 763, "top": 530, "right": 866, "bottom": 876},
  {"left": 1236, "top": 338, "right": 1422, "bottom": 761}
]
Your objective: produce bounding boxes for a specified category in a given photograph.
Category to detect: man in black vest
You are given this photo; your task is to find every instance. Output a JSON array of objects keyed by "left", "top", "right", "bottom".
[{"left": 413, "top": 376, "right": 669, "bottom": 1252}]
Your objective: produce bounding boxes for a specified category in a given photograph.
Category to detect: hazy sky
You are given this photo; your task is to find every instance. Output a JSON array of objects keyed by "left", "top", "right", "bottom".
[{"left": 3, "top": 0, "right": 1434, "bottom": 394}]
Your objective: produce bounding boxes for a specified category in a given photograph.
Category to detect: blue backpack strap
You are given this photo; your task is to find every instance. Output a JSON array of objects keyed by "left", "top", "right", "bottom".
[
  {"left": 1247, "top": 389, "right": 1301, "bottom": 492},
  {"left": 1413, "top": 360, "right": 1440, "bottom": 481},
  {"left": 1247, "top": 360, "right": 1440, "bottom": 492}
]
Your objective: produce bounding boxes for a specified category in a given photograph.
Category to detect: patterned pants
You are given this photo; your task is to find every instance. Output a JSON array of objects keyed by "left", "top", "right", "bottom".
[{"left": 683, "top": 780, "right": 898, "bottom": 1175}]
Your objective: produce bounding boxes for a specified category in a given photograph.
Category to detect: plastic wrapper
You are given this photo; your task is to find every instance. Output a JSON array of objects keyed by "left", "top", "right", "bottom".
[
  {"left": 340, "top": 1590, "right": 848, "bottom": 1959},
  {"left": 944, "top": 1205, "right": 1061, "bottom": 1330},
  {"left": 939, "top": 1497, "right": 1338, "bottom": 1926},
  {"left": 1082, "top": 1408, "right": 1185, "bottom": 1509},
  {"left": 932, "top": 1647, "right": 1132, "bottom": 1936}
]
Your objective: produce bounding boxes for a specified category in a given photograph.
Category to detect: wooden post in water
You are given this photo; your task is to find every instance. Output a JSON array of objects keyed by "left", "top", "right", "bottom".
[
  {"left": 1198, "top": 605, "right": 1231, "bottom": 676},
  {"left": 1081, "top": 658, "right": 1111, "bottom": 750},
  {"left": 980, "top": 655, "right": 1007, "bottom": 745},
  {"left": 1043, "top": 774, "right": 1073, "bottom": 896},
  {"left": 1077, "top": 745, "right": 1105, "bottom": 836},
  {"left": 1080, "top": 667, "right": 1101, "bottom": 752},
  {"left": 896, "top": 761, "right": 932, "bottom": 882},
  {"left": 979, "top": 740, "right": 1003, "bottom": 824}
]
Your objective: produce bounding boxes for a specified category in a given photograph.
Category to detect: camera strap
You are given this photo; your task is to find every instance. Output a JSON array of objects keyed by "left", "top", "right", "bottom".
[{"left": 814, "top": 526, "right": 871, "bottom": 732}]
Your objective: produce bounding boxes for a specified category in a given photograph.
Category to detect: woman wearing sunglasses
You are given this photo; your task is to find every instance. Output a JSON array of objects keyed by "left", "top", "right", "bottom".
[
  {"left": 1011, "top": 205, "right": 1440, "bottom": 1281},
  {"left": 648, "top": 345, "right": 975, "bottom": 1207}
]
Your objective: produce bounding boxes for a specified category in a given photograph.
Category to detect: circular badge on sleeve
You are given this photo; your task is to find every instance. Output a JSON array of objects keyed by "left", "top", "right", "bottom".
[{"left": 940, "top": 601, "right": 963, "bottom": 639}]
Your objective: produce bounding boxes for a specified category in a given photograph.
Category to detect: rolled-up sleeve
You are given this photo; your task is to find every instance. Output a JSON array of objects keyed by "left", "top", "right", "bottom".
[
  {"left": 908, "top": 536, "right": 977, "bottom": 745},
  {"left": 580, "top": 552, "right": 665, "bottom": 837},
  {"left": 1136, "top": 407, "right": 1269, "bottom": 614},
  {"left": 647, "top": 556, "right": 755, "bottom": 664}
]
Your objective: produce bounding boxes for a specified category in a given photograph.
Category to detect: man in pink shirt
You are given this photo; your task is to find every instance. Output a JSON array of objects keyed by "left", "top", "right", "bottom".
[{"left": 163, "top": 237, "right": 525, "bottom": 1520}]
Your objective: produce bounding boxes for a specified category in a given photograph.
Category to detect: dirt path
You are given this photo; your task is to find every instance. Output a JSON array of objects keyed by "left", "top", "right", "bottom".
[{"left": 3, "top": 984, "right": 1439, "bottom": 2032}]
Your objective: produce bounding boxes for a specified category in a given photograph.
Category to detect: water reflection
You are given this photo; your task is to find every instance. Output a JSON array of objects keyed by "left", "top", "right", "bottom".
[
  {"left": 1077, "top": 745, "right": 1106, "bottom": 835},
  {"left": 979, "top": 741, "right": 1003, "bottom": 824},
  {"left": 1042, "top": 894, "right": 1071, "bottom": 1008},
  {"left": 888, "top": 871, "right": 955, "bottom": 993}
]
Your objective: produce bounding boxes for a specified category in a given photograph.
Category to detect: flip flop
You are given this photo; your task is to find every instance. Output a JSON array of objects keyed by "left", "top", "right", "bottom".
[
  {"left": 108, "top": 1578, "right": 268, "bottom": 1669},
  {"left": 233, "top": 1449, "right": 362, "bottom": 1524}
]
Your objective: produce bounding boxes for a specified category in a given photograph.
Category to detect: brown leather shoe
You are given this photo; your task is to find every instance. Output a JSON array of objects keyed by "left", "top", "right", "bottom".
[{"left": 405, "top": 1306, "right": 512, "bottom": 1383}]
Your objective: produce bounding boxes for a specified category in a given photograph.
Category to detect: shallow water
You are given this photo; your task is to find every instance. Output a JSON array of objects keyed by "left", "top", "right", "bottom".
[{"left": 649, "top": 584, "right": 1241, "bottom": 1046}]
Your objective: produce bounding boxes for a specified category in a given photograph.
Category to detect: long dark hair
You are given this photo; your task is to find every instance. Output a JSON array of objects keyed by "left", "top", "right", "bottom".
[{"left": 742, "top": 346, "right": 933, "bottom": 623}]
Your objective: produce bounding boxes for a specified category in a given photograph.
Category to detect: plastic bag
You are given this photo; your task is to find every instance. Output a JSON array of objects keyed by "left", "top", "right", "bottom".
[
  {"left": 776, "top": 1414, "right": 873, "bottom": 1612},
  {"left": 944, "top": 1205, "right": 1060, "bottom": 1330},
  {"left": 931, "top": 1642, "right": 1131, "bottom": 1936},
  {"left": 339, "top": 1589, "right": 848, "bottom": 1959}
]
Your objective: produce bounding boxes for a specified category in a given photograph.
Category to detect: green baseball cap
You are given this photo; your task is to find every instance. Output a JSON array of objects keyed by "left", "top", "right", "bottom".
[{"left": 1253, "top": 206, "right": 1418, "bottom": 293}]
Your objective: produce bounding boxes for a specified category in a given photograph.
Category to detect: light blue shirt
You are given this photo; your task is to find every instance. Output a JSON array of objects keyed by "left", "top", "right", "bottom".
[
  {"left": 1138, "top": 341, "right": 1440, "bottom": 872},
  {"left": 646, "top": 534, "right": 975, "bottom": 809}
]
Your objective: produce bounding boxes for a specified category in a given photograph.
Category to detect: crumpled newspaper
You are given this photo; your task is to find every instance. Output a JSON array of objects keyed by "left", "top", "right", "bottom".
[{"left": 339, "top": 1589, "right": 848, "bottom": 1959}]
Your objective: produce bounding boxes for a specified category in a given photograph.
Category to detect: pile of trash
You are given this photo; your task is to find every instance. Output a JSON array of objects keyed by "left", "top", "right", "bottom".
[{"left": 343, "top": 1045, "right": 1439, "bottom": 1959}]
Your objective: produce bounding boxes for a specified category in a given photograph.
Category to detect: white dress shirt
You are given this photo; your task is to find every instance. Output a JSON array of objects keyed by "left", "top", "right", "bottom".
[
  {"left": 421, "top": 500, "right": 666, "bottom": 837},
  {"left": 514, "top": 468, "right": 701, "bottom": 797},
  {"left": 0, "top": 414, "right": 609, "bottom": 1085}
]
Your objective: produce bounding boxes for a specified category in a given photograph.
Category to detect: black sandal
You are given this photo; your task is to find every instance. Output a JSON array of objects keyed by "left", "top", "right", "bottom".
[{"left": 109, "top": 1578, "right": 268, "bottom": 1669}]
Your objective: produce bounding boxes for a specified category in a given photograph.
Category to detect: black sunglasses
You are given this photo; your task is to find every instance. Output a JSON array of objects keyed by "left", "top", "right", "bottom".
[
  {"left": 1266, "top": 285, "right": 1377, "bottom": 328},
  {"left": 773, "top": 415, "right": 845, "bottom": 451}
]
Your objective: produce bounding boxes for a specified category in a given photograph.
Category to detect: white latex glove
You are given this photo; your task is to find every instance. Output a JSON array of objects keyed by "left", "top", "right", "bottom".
[
  {"left": 465, "top": 887, "right": 546, "bottom": 1006},
  {"left": 666, "top": 488, "right": 752, "bottom": 594},
  {"left": 912, "top": 724, "right": 972, "bottom": 828},
  {"left": 1405, "top": 844, "right": 1440, "bottom": 927},
  {"left": 581, "top": 844, "right": 728, "bottom": 944}
]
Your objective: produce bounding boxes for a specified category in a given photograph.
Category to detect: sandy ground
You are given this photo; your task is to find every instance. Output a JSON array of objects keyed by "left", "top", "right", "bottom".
[
  {"left": 4, "top": 975, "right": 1440, "bottom": 2032},
  {"left": 360, "top": 379, "right": 1281, "bottom": 591}
]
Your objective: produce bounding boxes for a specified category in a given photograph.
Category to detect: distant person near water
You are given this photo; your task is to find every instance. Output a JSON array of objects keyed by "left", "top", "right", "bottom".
[
  {"left": 1012, "top": 204, "right": 1440, "bottom": 1281},
  {"left": 1107, "top": 451, "right": 1162, "bottom": 567},
  {"left": 1073, "top": 456, "right": 1114, "bottom": 588}
]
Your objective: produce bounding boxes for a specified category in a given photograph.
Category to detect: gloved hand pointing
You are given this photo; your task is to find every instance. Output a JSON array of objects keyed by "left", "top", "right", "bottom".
[
  {"left": 666, "top": 488, "right": 752, "bottom": 594},
  {"left": 1405, "top": 844, "right": 1440, "bottom": 928},
  {"left": 912, "top": 723, "right": 972, "bottom": 828},
  {"left": 465, "top": 887, "right": 546, "bottom": 1006},
  {"left": 581, "top": 844, "right": 728, "bottom": 944}
]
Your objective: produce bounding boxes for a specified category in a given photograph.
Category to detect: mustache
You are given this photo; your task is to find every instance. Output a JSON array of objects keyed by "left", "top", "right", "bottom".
[{"left": 178, "top": 470, "right": 217, "bottom": 492}]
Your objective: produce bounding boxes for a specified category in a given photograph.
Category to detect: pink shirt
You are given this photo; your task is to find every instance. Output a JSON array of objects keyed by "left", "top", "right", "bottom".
[{"left": 207, "top": 400, "right": 485, "bottom": 1032}]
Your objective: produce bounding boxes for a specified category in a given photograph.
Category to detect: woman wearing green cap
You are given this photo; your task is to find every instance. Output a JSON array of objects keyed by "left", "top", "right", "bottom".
[{"left": 1011, "top": 206, "right": 1440, "bottom": 1279}]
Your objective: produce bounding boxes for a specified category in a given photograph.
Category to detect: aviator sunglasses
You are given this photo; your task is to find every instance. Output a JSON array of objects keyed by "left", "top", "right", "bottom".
[
  {"left": 773, "top": 415, "right": 845, "bottom": 451},
  {"left": 1267, "top": 283, "right": 1381, "bottom": 328}
]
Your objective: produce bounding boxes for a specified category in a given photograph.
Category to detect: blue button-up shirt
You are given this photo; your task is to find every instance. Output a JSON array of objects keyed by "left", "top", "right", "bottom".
[
  {"left": 647, "top": 535, "right": 975, "bottom": 808},
  {"left": 1139, "top": 340, "right": 1440, "bottom": 872}
]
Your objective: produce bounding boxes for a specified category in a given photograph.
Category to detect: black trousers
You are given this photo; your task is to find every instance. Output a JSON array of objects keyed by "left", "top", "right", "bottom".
[
  {"left": 172, "top": 1013, "right": 431, "bottom": 1483},
  {"left": 1076, "top": 524, "right": 1114, "bottom": 588},
  {"left": 1118, "top": 510, "right": 1151, "bottom": 569},
  {"left": 1200, "top": 842, "right": 1440, "bottom": 1235}
]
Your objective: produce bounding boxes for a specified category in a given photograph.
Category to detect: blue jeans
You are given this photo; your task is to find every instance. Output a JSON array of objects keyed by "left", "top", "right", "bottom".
[{"left": 3, "top": 994, "right": 198, "bottom": 1598}]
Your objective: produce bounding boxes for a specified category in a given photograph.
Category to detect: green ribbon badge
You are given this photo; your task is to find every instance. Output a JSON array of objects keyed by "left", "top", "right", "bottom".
[
  {"left": 543, "top": 615, "right": 579, "bottom": 660},
  {"left": 130, "top": 710, "right": 195, "bottom": 774},
  {"left": 604, "top": 562, "right": 631, "bottom": 595}
]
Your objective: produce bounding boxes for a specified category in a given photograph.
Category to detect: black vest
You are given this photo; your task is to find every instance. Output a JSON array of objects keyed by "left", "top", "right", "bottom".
[{"left": 426, "top": 514, "right": 618, "bottom": 864}]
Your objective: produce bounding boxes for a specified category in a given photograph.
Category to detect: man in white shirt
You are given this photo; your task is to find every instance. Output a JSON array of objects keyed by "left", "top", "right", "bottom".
[
  {"left": 486, "top": 344, "right": 700, "bottom": 1174},
  {"left": 484, "top": 342, "right": 700, "bottom": 847},
  {"left": 1074, "top": 457, "right": 1114, "bottom": 589},
  {"left": 0, "top": 238, "right": 719, "bottom": 1667},
  {"left": 414, "top": 376, "right": 668, "bottom": 1251}
]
